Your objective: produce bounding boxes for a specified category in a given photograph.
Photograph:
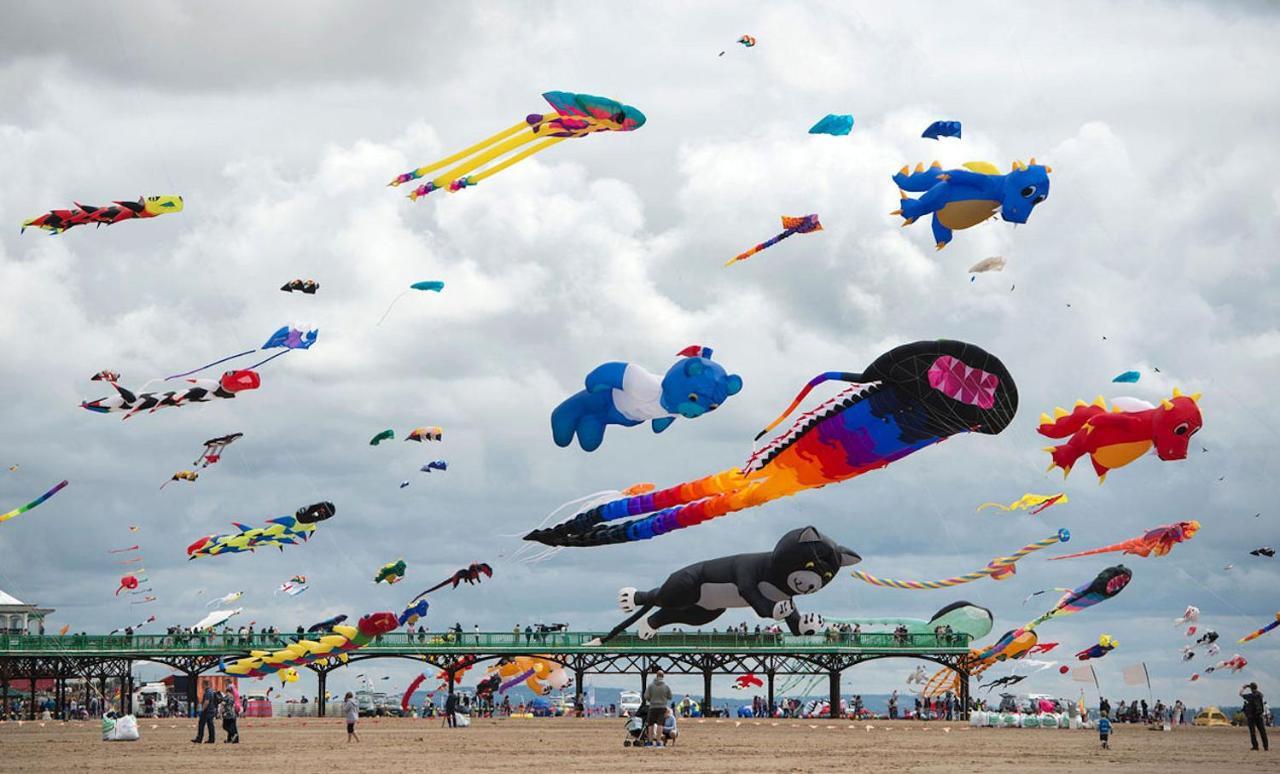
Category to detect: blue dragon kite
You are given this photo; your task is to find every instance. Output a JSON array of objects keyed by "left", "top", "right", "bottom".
[{"left": 892, "top": 159, "right": 1051, "bottom": 249}]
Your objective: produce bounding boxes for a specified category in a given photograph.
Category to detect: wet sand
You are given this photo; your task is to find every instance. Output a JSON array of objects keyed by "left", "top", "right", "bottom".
[{"left": 1, "top": 716, "right": 1272, "bottom": 773}]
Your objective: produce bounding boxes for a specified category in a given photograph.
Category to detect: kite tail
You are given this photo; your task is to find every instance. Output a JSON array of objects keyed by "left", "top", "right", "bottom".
[
  {"left": 593, "top": 604, "right": 655, "bottom": 646},
  {"left": 499, "top": 669, "right": 536, "bottom": 693},
  {"left": 164, "top": 349, "right": 256, "bottom": 380},
  {"left": 524, "top": 467, "right": 750, "bottom": 547},
  {"left": 414, "top": 128, "right": 547, "bottom": 196},
  {"left": 850, "top": 530, "right": 1070, "bottom": 589},
  {"left": 1048, "top": 543, "right": 1124, "bottom": 561},
  {"left": 725, "top": 229, "right": 794, "bottom": 267},
  {"left": 388, "top": 120, "right": 531, "bottom": 186},
  {"left": 467, "top": 136, "right": 567, "bottom": 185},
  {"left": 754, "top": 372, "right": 869, "bottom": 440}
]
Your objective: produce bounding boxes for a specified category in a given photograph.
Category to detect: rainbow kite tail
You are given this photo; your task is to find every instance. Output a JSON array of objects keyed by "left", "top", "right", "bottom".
[
  {"left": 849, "top": 530, "right": 1069, "bottom": 590},
  {"left": 0, "top": 480, "right": 70, "bottom": 523}
]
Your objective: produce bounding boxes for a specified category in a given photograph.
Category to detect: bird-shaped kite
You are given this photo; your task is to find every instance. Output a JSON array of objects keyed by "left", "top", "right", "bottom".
[
  {"left": 389, "top": 91, "right": 644, "bottom": 201},
  {"left": 22, "top": 195, "right": 183, "bottom": 235},
  {"left": 1048, "top": 520, "right": 1199, "bottom": 561},
  {"left": 725, "top": 215, "right": 822, "bottom": 266}
]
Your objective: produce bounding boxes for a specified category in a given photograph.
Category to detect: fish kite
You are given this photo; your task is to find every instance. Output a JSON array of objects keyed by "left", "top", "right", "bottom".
[
  {"left": 1026, "top": 565, "right": 1133, "bottom": 630},
  {"left": 193, "top": 608, "right": 241, "bottom": 631},
  {"left": 967, "top": 256, "right": 1006, "bottom": 274},
  {"left": 280, "top": 279, "right": 319, "bottom": 294},
  {"left": 405, "top": 427, "right": 443, "bottom": 443},
  {"left": 976, "top": 493, "right": 1067, "bottom": 515},
  {"left": 370, "top": 430, "right": 395, "bottom": 446},
  {"left": 1038, "top": 390, "right": 1203, "bottom": 482},
  {"left": 980, "top": 674, "right": 1027, "bottom": 691},
  {"left": 186, "top": 501, "right": 335, "bottom": 559},
  {"left": 1191, "top": 654, "right": 1247, "bottom": 680},
  {"left": 1250, "top": 547, "right": 1275, "bottom": 558},
  {"left": 921, "top": 121, "right": 961, "bottom": 140},
  {"left": 207, "top": 591, "right": 245, "bottom": 607},
  {"left": 22, "top": 195, "right": 183, "bottom": 235},
  {"left": 1238, "top": 613, "right": 1280, "bottom": 644},
  {"left": 374, "top": 559, "right": 407, "bottom": 585},
  {"left": 420, "top": 460, "right": 448, "bottom": 473},
  {"left": 376, "top": 281, "right": 446, "bottom": 326},
  {"left": 221, "top": 612, "right": 399, "bottom": 678},
  {"left": 892, "top": 159, "right": 1050, "bottom": 249},
  {"left": 0, "top": 480, "right": 69, "bottom": 524},
  {"left": 83, "top": 371, "right": 261, "bottom": 419},
  {"left": 389, "top": 91, "right": 644, "bottom": 201},
  {"left": 809, "top": 114, "right": 853, "bottom": 136},
  {"left": 528, "top": 340, "right": 1017, "bottom": 547},
  {"left": 160, "top": 470, "right": 199, "bottom": 489},
  {"left": 1112, "top": 371, "right": 1141, "bottom": 384},
  {"left": 1050, "top": 520, "right": 1199, "bottom": 561},
  {"left": 852, "top": 530, "right": 1069, "bottom": 589},
  {"left": 1075, "top": 634, "right": 1118, "bottom": 661},
  {"left": 1175, "top": 606, "right": 1200, "bottom": 626},
  {"left": 725, "top": 215, "right": 822, "bottom": 266},
  {"left": 165, "top": 326, "right": 318, "bottom": 380},
  {"left": 195, "top": 433, "right": 243, "bottom": 467},
  {"left": 733, "top": 674, "right": 764, "bottom": 690},
  {"left": 91, "top": 370, "right": 120, "bottom": 382},
  {"left": 306, "top": 614, "right": 348, "bottom": 633}
]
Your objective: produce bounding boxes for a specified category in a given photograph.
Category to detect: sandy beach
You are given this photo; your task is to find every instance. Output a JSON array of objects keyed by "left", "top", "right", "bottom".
[{"left": 1, "top": 717, "right": 1272, "bottom": 773}]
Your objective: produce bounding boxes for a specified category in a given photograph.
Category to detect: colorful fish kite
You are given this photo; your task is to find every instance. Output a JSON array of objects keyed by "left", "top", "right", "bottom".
[
  {"left": 724, "top": 215, "right": 822, "bottom": 266},
  {"left": 851, "top": 530, "right": 1069, "bottom": 589},
  {"left": 389, "top": 91, "right": 644, "bottom": 201},
  {"left": 405, "top": 427, "right": 443, "bottom": 443},
  {"left": 22, "top": 195, "right": 183, "bottom": 235},
  {"left": 83, "top": 371, "right": 260, "bottom": 420},
  {"left": 527, "top": 340, "right": 1017, "bottom": 547},
  {"left": 377, "top": 281, "right": 445, "bottom": 325},
  {"left": 921, "top": 121, "right": 961, "bottom": 140},
  {"left": 1049, "top": 520, "right": 1199, "bottom": 561},
  {"left": 375, "top": 559, "right": 407, "bottom": 585},
  {"left": 1112, "top": 370, "right": 1141, "bottom": 383},
  {"left": 186, "top": 501, "right": 335, "bottom": 559},
  {"left": 1039, "top": 390, "right": 1203, "bottom": 481},
  {"left": 221, "top": 612, "right": 398, "bottom": 678},
  {"left": 280, "top": 279, "right": 319, "bottom": 294},
  {"left": 976, "top": 493, "right": 1067, "bottom": 515},
  {"left": 195, "top": 433, "right": 243, "bottom": 468},
  {"left": 370, "top": 430, "right": 395, "bottom": 446},
  {"left": 1076, "top": 634, "right": 1118, "bottom": 661},
  {"left": 0, "top": 480, "right": 69, "bottom": 524},
  {"left": 809, "top": 114, "right": 853, "bottom": 136},
  {"left": 1025, "top": 565, "right": 1133, "bottom": 630},
  {"left": 160, "top": 470, "right": 198, "bottom": 490},
  {"left": 165, "top": 326, "right": 317, "bottom": 381},
  {"left": 1239, "top": 613, "right": 1280, "bottom": 644},
  {"left": 420, "top": 460, "right": 447, "bottom": 473}
]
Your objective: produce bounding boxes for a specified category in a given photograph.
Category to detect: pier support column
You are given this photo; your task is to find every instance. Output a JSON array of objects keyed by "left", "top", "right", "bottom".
[
  {"left": 958, "top": 666, "right": 970, "bottom": 721},
  {"left": 766, "top": 670, "right": 775, "bottom": 717},
  {"left": 316, "top": 670, "right": 327, "bottom": 717},
  {"left": 828, "top": 669, "right": 841, "bottom": 719},
  {"left": 573, "top": 666, "right": 584, "bottom": 715},
  {"left": 702, "top": 666, "right": 713, "bottom": 717}
]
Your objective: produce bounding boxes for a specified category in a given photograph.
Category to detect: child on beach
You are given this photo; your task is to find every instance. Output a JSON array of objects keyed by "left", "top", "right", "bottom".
[{"left": 1098, "top": 714, "right": 1113, "bottom": 749}]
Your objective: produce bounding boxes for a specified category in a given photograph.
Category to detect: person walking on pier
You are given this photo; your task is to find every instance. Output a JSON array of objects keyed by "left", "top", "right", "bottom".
[
  {"left": 342, "top": 692, "right": 360, "bottom": 743},
  {"left": 192, "top": 686, "right": 219, "bottom": 743}
]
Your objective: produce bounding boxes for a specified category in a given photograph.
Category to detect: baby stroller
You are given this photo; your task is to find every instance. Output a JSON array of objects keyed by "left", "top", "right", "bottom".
[{"left": 623, "top": 706, "right": 647, "bottom": 747}]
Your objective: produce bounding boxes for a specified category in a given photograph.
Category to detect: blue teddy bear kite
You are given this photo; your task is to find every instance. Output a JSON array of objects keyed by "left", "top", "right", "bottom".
[{"left": 551, "top": 345, "right": 743, "bottom": 452}]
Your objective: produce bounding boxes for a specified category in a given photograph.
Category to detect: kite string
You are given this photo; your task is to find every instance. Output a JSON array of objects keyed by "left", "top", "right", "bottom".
[
  {"left": 164, "top": 349, "right": 256, "bottom": 381},
  {"left": 375, "top": 290, "right": 411, "bottom": 326}
]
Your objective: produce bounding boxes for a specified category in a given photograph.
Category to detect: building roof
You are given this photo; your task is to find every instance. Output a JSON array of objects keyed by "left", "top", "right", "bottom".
[{"left": 0, "top": 590, "right": 28, "bottom": 606}]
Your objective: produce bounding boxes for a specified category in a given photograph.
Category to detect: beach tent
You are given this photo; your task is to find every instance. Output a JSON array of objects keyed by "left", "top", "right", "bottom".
[{"left": 1193, "top": 706, "right": 1230, "bottom": 727}]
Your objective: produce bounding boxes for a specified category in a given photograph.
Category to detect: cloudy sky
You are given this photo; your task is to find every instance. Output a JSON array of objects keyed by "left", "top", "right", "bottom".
[{"left": 1, "top": 1, "right": 1277, "bottom": 705}]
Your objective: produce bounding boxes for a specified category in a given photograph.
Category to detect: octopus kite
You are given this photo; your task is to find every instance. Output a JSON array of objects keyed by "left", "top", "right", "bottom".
[
  {"left": 388, "top": 91, "right": 644, "bottom": 200},
  {"left": 892, "top": 160, "right": 1050, "bottom": 249},
  {"left": 22, "top": 195, "right": 183, "bottom": 234},
  {"left": 851, "top": 530, "right": 1069, "bottom": 589},
  {"left": 186, "top": 501, "right": 335, "bottom": 559},
  {"left": 527, "top": 340, "right": 1018, "bottom": 547},
  {"left": 1038, "top": 389, "right": 1203, "bottom": 481},
  {"left": 221, "top": 612, "right": 398, "bottom": 679},
  {"left": 1048, "top": 520, "right": 1199, "bottom": 560},
  {"left": 82, "top": 371, "right": 260, "bottom": 420}
]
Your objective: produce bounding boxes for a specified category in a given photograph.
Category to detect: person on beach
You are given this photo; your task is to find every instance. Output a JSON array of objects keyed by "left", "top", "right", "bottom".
[
  {"left": 643, "top": 670, "right": 673, "bottom": 746},
  {"left": 343, "top": 692, "right": 360, "bottom": 742},
  {"left": 219, "top": 691, "right": 240, "bottom": 743},
  {"left": 1241, "top": 682, "right": 1269, "bottom": 751},
  {"left": 1098, "top": 713, "right": 1113, "bottom": 749},
  {"left": 192, "top": 687, "right": 219, "bottom": 743}
]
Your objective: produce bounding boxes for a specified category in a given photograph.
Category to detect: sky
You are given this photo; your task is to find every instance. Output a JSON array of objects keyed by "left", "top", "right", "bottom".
[{"left": 1, "top": 1, "right": 1277, "bottom": 706}]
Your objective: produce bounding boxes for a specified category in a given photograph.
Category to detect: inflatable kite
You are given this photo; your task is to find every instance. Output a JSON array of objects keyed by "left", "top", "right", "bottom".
[
  {"left": 1238, "top": 612, "right": 1280, "bottom": 644},
  {"left": 22, "top": 195, "right": 183, "bottom": 235},
  {"left": 1112, "top": 371, "right": 1140, "bottom": 383},
  {"left": 405, "top": 427, "right": 443, "bottom": 442},
  {"left": 1191, "top": 654, "right": 1247, "bottom": 680},
  {"left": 921, "top": 121, "right": 961, "bottom": 140},
  {"left": 116, "top": 575, "right": 140, "bottom": 596},
  {"left": 1250, "top": 547, "right": 1275, "bottom": 558},
  {"left": 306, "top": 614, "right": 348, "bottom": 633},
  {"left": 194, "top": 608, "right": 241, "bottom": 631},
  {"left": 207, "top": 591, "right": 244, "bottom": 607},
  {"left": 529, "top": 340, "right": 1018, "bottom": 547},
  {"left": 1075, "top": 634, "right": 1118, "bottom": 661},
  {"left": 551, "top": 346, "right": 743, "bottom": 452},
  {"left": 725, "top": 215, "right": 822, "bottom": 266},
  {"left": 376, "top": 281, "right": 445, "bottom": 325},
  {"left": 738, "top": 35, "right": 756, "bottom": 47},
  {"left": 967, "top": 256, "right": 1006, "bottom": 274},
  {"left": 826, "top": 601, "right": 995, "bottom": 642},
  {"left": 420, "top": 460, "right": 447, "bottom": 473},
  {"left": 280, "top": 279, "right": 319, "bottom": 294},
  {"left": 593, "top": 526, "right": 859, "bottom": 642},
  {"left": 389, "top": 91, "right": 644, "bottom": 200},
  {"left": 401, "top": 673, "right": 428, "bottom": 712},
  {"left": 398, "top": 597, "right": 430, "bottom": 628},
  {"left": 166, "top": 326, "right": 317, "bottom": 380},
  {"left": 1049, "top": 520, "right": 1199, "bottom": 560},
  {"left": 0, "top": 480, "right": 69, "bottom": 524},
  {"left": 851, "top": 530, "right": 1069, "bottom": 589},
  {"left": 370, "top": 430, "right": 395, "bottom": 446},
  {"left": 186, "top": 501, "right": 335, "bottom": 559},
  {"left": 1183, "top": 630, "right": 1220, "bottom": 660},
  {"left": 1175, "top": 606, "right": 1200, "bottom": 626},
  {"left": 487, "top": 656, "right": 570, "bottom": 696},
  {"left": 980, "top": 674, "right": 1027, "bottom": 691},
  {"left": 82, "top": 371, "right": 260, "bottom": 419},
  {"left": 91, "top": 370, "right": 120, "bottom": 382},
  {"left": 160, "top": 470, "right": 198, "bottom": 489},
  {"left": 417, "top": 562, "right": 493, "bottom": 595},
  {"left": 1026, "top": 565, "right": 1133, "bottom": 630},
  {"left": 809, "top": 114, "right": 853, "bottom": 136},
  {"left": 892, "top": 159, "right": 1051, "bottom": 249},
  {"left": 277, "top": 578, "right": 308, "bottom": 596},
  {"left": 976, "top": 493, "right": 1067, "bottom": 515},
  {"left": 374, "top": 559, "right": 407, "bottom": 585},
  {"left": 221, "top": 612, "right": 399, "bottom": 679},
  {"left": 195, "top": 433, "right": 242, "bottom": 468},
  {"left": 733, "top": 674, "right": 764, "bottom": 690},
  {"left": 1038, "top": 390, "right": 1203, "bottom": 481}
]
